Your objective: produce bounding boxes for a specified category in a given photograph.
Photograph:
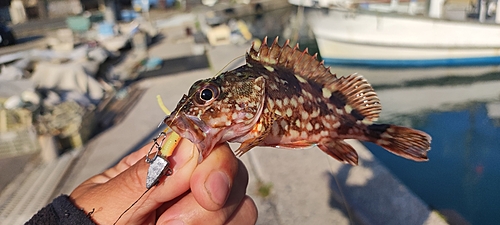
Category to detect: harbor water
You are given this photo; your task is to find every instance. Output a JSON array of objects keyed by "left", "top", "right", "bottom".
[{"left": 366, "top": 102, "right": 500, "bottom": 225}]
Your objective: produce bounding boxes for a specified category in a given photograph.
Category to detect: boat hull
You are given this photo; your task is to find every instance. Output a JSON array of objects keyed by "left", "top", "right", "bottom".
[
  {"left": 307, "top": 9, "right": 500, "bottom": 68},
  {"left": 318, "top": 39, "right": 500, "bottom": 67}
]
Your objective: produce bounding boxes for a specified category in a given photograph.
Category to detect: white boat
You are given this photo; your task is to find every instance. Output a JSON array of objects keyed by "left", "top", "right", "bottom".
[{"left": 289, "top": 0, "right": 500, "bottom": 68}]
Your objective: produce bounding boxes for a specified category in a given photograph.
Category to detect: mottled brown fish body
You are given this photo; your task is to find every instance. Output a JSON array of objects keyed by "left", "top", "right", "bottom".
[{"left": 165, "top": 37, "right": 431, "bottom": 165}]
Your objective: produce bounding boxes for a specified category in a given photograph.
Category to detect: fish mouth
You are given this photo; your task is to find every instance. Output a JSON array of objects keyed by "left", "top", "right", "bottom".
[
  {"left": 164, "top": 113, "right": 207, "bottom": 144},
  {"left": 164, "top": 113, "right": 216, "bottom": 159}
]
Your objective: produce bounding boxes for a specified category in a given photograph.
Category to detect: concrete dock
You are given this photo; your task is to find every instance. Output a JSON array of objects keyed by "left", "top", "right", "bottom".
[{"left": 0, "top": 12, "right": 448, "bottom": 225}]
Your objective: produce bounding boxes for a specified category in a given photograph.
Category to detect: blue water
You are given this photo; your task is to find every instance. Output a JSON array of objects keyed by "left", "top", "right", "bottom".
[{"left": 365, "top": 103, "right": 500, "bottom": 225}]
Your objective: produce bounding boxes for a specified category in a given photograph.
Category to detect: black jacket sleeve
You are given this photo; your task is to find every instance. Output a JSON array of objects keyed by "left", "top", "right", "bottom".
[{"left": 26, "top": 195, "right": 96, "bottom": 225}]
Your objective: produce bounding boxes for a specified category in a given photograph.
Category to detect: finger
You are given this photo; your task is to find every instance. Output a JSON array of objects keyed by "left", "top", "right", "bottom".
[
  {"left": 94, "top": 142, "right": 156, "bottom": 184},
  {"left": 157, "top": 160, "right": 250, "bottom": 224},
  {"left": 102, "top": 130, "right": 183, "bottom": 181},
  {"left": 115, "top": 141, "right": 156, "bottom": 173},
  {"left": 190, "top": 143, "right": 241, "bottom": 211},
  {"left": 70, "top": 137, "right": 199, "bottom": 225},
  {"left": 225, "top": 196, "right": 258, "bottom": 225},
  {"left": 80, "top": 139, "right": 158, "bottom": 185}
]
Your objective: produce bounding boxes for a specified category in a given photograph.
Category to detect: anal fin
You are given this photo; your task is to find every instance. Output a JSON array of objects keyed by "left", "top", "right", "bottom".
[
  {"left": 318, "top": 140, "right": 359, "bottom": 165},
  {"left": 274, "top": 141, "right": 315, "bottom": 149}
]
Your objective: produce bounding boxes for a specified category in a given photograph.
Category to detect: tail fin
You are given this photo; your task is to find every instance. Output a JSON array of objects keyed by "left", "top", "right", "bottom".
[{"left": 367, "top": 124, "right": 431, "bottom": 161}]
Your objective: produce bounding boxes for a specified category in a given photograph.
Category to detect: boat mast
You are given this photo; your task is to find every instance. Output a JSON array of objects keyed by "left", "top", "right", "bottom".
[
  {"left": 497, "top": 0, "right": 500, "bottom": 23},
  {"left": 428, "top": 0, "right": 445, "bottom": 18},
  {"left": 390, "top": 0, "right": 399, "bottom": 11},
  {"left": 479, "top": 0, "right": 487, "bottom": 22}
]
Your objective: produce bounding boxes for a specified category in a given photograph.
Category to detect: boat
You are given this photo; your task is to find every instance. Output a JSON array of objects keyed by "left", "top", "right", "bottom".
[{"left": 289, "top": 0, "right": 500, "bottom": 68}]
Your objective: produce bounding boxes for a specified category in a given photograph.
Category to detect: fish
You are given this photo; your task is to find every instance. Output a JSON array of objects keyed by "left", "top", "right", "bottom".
[{"left": 164, "top": 37, "right": 431, "bottom": 165}]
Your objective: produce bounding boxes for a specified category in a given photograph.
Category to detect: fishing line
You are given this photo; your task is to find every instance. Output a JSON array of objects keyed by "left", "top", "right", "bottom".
[
  {"left": 115, "top": 97, "right": 176, "bottom": 223},
  {"left": 162, "top": 53, "right": 244, "bottom": 131},
  {"left": 113, "top": 188, "right": 151, "bottom": 225},
  {"left": 162, "top": 53, "right": 245, "bottom": 136},
  {"left": 114, "top": 44, "right": 248, "bottom": 224},
  {"left": 213, "top": 55, "right": 245, "bottom": 78},
  {"left": 326, "top": 158, "right": 355, "bottom": 224}
]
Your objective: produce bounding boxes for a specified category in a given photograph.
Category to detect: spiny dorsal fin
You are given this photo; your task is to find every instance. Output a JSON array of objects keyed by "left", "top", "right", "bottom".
[
  {"left": 247, "top": 37, "right": 381, "bottom": 122},
  {"left": 246, "top": 36, "right": 336, "bottom": 82},
  {"left": 327, "top": 73, "right": 382, "bottom": 122}
]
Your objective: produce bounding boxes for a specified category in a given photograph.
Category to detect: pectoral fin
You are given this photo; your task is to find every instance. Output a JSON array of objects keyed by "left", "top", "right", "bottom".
[
  {"left": 235, "top": 135, "right": 267, "bottom": 157},
  {"left": 235, "top": 118, "right": 274, "bottom": 156}
]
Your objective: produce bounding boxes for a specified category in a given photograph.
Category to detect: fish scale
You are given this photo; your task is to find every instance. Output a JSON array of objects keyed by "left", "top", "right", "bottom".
[{"left": 165, "top": 37, "right": 431, "bottom": 165}]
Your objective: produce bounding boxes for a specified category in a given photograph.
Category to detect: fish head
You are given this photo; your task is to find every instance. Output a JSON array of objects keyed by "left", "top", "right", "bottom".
[{"left": 164, "top": 72, "right": 266, "bottom": 159}]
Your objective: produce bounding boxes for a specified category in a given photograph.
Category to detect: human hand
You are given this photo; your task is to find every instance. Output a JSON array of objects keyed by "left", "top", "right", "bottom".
[{"left": 69, "top": 134, "right": 257, "bottom": 225}]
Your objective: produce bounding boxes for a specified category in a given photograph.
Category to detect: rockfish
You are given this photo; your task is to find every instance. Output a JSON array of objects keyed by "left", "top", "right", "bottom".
[{"left": 164, "top": 37, "right": 431, "bottom": 165}]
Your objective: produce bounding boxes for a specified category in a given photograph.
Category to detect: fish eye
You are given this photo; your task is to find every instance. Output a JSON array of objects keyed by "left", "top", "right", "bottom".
[
  {"left": 195, "top": 84, "right": 219, "bottom": 105},
  {"left": 200, "top": 88, "right": 213, "bottom": 101}
]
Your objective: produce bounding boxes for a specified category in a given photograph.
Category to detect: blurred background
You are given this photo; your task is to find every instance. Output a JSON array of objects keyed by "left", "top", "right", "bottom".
[{"left": 0, "top": 0, "right": 499, "bottom": 224}]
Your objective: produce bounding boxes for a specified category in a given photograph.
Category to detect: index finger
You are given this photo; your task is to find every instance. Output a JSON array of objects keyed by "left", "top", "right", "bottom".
[{"left": 108, "top": 131, "right": 181, "bottom": 179}]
